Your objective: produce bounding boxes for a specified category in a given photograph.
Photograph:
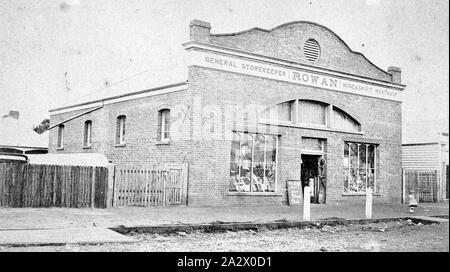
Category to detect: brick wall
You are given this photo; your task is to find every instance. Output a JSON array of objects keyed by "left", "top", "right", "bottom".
[
  {"left": 49, "top": 20, "right": 403, "bottom": 206},
  {"left": 186, "top": 66, "right": 402, "bottom": 205},
  {"left": 191, "top": 20, "right": 394, "bottom": 83},
  {"left": 49, "top": 90, "right": 195, "bottom": 166}
]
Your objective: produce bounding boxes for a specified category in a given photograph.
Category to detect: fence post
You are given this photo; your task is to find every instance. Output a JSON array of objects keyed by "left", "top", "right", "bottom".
[
  {"left": 402, "top": 169, "right": 405, "bottom": 204},
  {"left": 365, "top": 187, "right": 373, "bottom": 219},
  {"left": 433, "top": 170, "right": 437, "bottom": 202},
  {"left": 162, "top": 165, "right": 166, "bottom": 207},
  {"left": 52, "top": 165, "right": 57, "bottom": 206},
  {"left": 416, "top": 171, "right": 420, "bottom": 204},
  {"left": 430, "top": 171, "right": 433, "bottom": 202},
  {"left": 303, "top": 186, "right": 311, "bottom": 221},
  {"left": 91, "top": 167, "right": 96, "bottom": 208},
  {"left": 181, "top": 163, "right": 188, "bottom": 206},
  {"left": 107, "top": 163, "right": 115, "bottom": 208}
]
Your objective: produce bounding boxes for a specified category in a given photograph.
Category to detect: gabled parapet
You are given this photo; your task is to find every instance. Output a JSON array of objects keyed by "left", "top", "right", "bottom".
[{"left": 188, "top": 20, "right": 401, "bottom": 84}]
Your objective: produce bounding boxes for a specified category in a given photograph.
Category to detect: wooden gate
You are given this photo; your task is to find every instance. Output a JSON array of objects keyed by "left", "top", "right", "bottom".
[
  {"left": 113, "top": 163, "right": 188, "bottom": 207},
  {"left": 402, "top": 169, "right": 438, "bottom": 203}
]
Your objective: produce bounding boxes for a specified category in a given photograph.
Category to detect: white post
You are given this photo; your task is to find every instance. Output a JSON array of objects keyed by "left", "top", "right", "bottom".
[
  {"left": 303, "top": 186, "right": 311, "bottom": 221},
  {"left": 402, "top": 170, "right": 406, "bottom": 204},
  {"left": 365, "top": 187, "right": 373, "bottom": 219},
  {"left": 106, "top": 163, "right": 115, "bottom": 208},
  {"left": 91, "top": 167, "right": 96, "bottom": 208}
]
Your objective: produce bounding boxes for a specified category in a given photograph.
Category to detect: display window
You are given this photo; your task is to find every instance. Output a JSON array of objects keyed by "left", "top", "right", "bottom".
[
  {"left": 343, "top": 142, "right": 377, "bottom": 193},
  {"left": 229, "top": 132, "right": 278, "bottom": 193}
]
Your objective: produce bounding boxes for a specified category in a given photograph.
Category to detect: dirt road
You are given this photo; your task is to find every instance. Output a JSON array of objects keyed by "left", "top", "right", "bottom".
[{"left": 1, "top": 219, "right": 448, "bottom": 252}]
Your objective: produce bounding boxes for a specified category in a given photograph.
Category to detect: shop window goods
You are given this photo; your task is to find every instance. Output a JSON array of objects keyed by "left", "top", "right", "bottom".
[{"left": 229, "top": 132, "right": 278, "bottom": 193}]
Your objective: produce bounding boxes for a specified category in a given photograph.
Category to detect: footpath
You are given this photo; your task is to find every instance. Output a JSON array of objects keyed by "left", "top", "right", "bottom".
[{"left": 0, "top": 202, "right": 448, "bottom": 246}]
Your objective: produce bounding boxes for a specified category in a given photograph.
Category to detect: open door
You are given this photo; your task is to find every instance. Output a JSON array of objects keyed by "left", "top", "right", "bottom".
[{"left": 301, "top": 154, "right": 326, "bottom": 204}]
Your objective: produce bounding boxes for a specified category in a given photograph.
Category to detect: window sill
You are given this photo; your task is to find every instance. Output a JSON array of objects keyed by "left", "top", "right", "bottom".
[
  {"left": 156, "top": 140, "right": 170, "bottom": 145},
  {"left": 115, "top": 144, "right": 126, "bottom": 147},
  {"left": 228, "top": 192, "right": 283, "bottom": 196},
  {"left": 82, "top": 146, "right": 92, "bottom": 149},
  {"left": 57, "top": 147, "right": 64, "bottom": 150},
  {"left": 342, "top": 193, "right": 381, "bottom": 196}
]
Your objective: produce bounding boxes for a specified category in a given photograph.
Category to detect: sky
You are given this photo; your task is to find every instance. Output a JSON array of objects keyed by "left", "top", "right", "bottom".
[{"left": 0, "top": 0, "right": 448, "bottom": 142}]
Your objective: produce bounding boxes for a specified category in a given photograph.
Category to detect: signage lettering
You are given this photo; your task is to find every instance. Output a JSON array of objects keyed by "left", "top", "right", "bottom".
[{"left": 188, "top": 50, "right": 402, "bottom": 101}]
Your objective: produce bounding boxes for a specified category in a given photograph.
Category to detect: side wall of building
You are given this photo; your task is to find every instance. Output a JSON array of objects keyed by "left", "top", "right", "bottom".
[
  {"left": 402, "top": 144, "right": 441, "bottom": 170},
  {"left": 49, "top": 89, "right": 194, "bottom": 167},
  {"left": 402, "top": 143, "right": 449, "bottom": 200}
]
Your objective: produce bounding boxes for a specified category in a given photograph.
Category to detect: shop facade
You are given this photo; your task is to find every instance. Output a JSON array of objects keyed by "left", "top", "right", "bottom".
[{"left": 48, "top": 20, "right": 405, "bottom": 206}]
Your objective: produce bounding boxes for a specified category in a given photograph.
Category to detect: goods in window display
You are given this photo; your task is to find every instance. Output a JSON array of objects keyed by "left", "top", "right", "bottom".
[
  {"left": 229, "top": 132, "right": 278, "bottom": 193},
  {"left": 343, "top": 142, "right": 377, "bottom": 193}
]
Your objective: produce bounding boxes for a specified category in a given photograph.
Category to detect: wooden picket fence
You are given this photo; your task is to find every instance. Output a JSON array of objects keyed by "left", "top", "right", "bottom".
[
  {"left": 113, "top": 163, "right": 188, "bottom": 207},
  {"left": 402, "top": 169, "right": 438, "bottom": 203},
  {"left": 0, "top": 162, "right": 109, "bottom": 208}
]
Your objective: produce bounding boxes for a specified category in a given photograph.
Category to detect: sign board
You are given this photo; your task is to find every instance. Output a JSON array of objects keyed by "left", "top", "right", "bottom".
[
  {"left": 186, "top": 49, "right": 403, "bottom": 102},
  {"left": 287, "top": 180, "right": 303, "bottom": 206}
]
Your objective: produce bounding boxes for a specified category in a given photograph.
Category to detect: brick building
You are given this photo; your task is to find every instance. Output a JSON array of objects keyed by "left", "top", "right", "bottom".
[{"left": 48, "top": 20, "right": 406, "bottom": 206}]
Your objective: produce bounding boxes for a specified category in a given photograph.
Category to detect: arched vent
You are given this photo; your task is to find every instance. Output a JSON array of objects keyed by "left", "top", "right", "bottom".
[{"left": 303, "top": 39, "right": 320, "bottom": 62}]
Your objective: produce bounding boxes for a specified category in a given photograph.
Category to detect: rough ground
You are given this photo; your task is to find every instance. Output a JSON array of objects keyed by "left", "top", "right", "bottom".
[
  {"left": 1, "top": 219, "right": 448, "bottom": 252},
  {"left": 0, "top": 203, "right": 447, "bottom": 229}
]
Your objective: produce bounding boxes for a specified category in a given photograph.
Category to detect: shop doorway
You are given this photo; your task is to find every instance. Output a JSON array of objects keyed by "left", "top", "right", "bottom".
[{"left": 301, "top": 154, "right": 326, "bottom": 204}]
